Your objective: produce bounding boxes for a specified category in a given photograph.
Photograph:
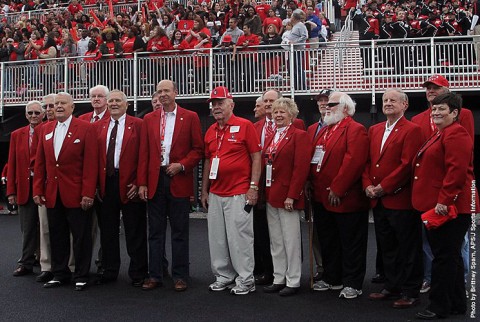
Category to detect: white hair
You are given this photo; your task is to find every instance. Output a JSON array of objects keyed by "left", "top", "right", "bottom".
[
  {"left": 89, "top": 85, "right": 110, "bottom": 97},
  {"left": 25, "top": 100, "right": 44, "bottom": 113},
  {"left": 336, "top": 92, "right": 356, "bottom": 116}
]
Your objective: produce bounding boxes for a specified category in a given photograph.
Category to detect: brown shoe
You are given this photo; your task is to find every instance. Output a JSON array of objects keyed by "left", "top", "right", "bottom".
[
  {"left": 174, "top": 279, "right": 187, "bottom": 292},
  {"left": 142, "top": 278, "right": 161, "bottom": 291},
  {"left": 393, "top": 296, "right": 419, "bottom": 309},
  {"left": 13, "top": 266, "right": 33, "bottom": 277},
  {"left": 369, "top": 289, "right": 401, "bottom": 300}
]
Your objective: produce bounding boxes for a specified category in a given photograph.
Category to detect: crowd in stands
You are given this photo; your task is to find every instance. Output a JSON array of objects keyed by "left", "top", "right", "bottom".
[{"left": 0, "top": 0, "right": 477, "bottom": 95}]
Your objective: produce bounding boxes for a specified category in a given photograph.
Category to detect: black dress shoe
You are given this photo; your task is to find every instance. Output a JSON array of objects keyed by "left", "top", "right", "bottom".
[
  {"left": 371, "top": 273, "right": 386, "bottom": 284},
  {"left": 263, "top": 284, "right": 286, "bottom": 293},
  {"left": 255, "top": 274, "right": 274, "bottom": 285},
  {"left": 36, "top": 271, "right": 54, "bottom": 283},
  {"left": 279, "top": 286, "right": 299, "bottom": 297},
  {"left": 415, "top": 309, "right": 440, "bottom": 320},
  {"left": 131, "top": 279, "right": 145, "bottom": 287},
  {"left": 13, "top": 266, "right": 33, "bottom": 276},
  {"left": 313, "top": 271, "right": 323, "bottom": 282},
  {"left": 75, "top": 282, "right": 88, "bottom": 291},
  {"left": 44, "top": 279, "right": 65, "bottom": 289}
]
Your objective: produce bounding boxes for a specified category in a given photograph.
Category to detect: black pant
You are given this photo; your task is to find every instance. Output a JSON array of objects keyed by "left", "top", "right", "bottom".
[
  {"left": 313, "top": 202, "right": 368, "bottom": 290},
  {"left": 373, "top": 203, "right": 423, "bottom": 297},
  {"left": 17, "top": 189, "right": 39, "bottom": 270},
  {"left": 147, "top": 170, "right": 190, "bottom": 282},
  {"left": 253, "top": 204, "right": 273, "bottom": 277},
  {"left": 426, "top": 214, "right": 470, "bottom": 317},
  {"left": 98, "top": 172, "right": 148, "bottom": 281},
  {"left": 47, "top": 195, "right": 92, "bottom": 283}
]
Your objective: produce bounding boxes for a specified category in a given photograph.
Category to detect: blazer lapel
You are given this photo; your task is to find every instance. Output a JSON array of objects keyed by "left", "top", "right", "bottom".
[
  {"left": 152, "top": 111, "right": 162, "bottom": 156},
  {"left": 120, "top": 116, "right": 134, "bottom": 160},
  {"left": 417, "top": 131, "right": 441, "bottom": 157},
  {"left": 321, "top": 126, "right": 346, "bottom": 167},
  {"left": 171, "top": 108, "right": 184, "bottom": 150},
  {"left": 378, "top": 118, "right": 405, "bottom": 161},
  {"left": 58, "top": 120, "right": 78, "bottom": 160},
  {"left": 274, "top": 126, "right": 295, "bottom": 156},
  {"left": 99, "top": 121, "right": 108, "bottom": 165}
]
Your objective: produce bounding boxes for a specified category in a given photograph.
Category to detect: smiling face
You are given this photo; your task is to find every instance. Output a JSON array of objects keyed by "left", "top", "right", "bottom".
[
  {"left": 431, "top": 103, "right": 458, "bottom": 130},
  {"left": 156, "top": 80, "right": 177, "bottom": 111},
  {"left": 54, "top": 94, "right": 74, "bottom": 122},
  {"left": 107, "top": 91, "right": 128, "bottom": 120},
  {"left": 273, "top": 107, "right": 292, "bottom": 128}
]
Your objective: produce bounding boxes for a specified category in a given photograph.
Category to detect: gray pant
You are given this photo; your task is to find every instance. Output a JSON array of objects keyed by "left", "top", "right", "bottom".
[
  {"left": 18, "top": 198, "right": 39, "bottom": 269},
  {"left": 207, "top": 193, "right": 254, "bottom": 287}
]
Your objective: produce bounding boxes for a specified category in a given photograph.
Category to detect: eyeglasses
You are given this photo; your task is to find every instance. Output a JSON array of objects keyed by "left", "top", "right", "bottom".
[
  {"left": 27, "top": 111, "right": 42, "bottom": 115},
  {"left": 327, "top": 102, "right": 340, "bottom": 107},
  {"left": 44, "top": 104, "right": 54, "bottom": 108}
]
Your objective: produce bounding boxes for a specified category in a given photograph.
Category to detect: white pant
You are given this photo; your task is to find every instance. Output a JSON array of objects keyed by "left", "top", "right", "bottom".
[
  {"left": 207, "top": 193, "right": 254, "bottom": 286},
  {"left": 266, "top": 203, "right": 302, "bottom": 288},
  {"left": 474, "top": 25, "right": 480, "bottom": 67},
  {"left": 38, "top": 205, "right": 51, "bottom": 272}
]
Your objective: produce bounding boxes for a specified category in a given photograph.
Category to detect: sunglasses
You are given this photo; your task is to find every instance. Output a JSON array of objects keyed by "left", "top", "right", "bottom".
[
  {"left": 327, "top": 102, "right": 340, "bottom": 107},
  {"left": 27, "top": 111, "right": 41, "bottom": 115}
]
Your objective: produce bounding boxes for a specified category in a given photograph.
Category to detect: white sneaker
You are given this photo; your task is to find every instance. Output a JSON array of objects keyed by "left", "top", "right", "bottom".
[
  {"left": 339, "top": 287, "right": 362, "bottom": 299},
  {"left": 420, "top": 281, "right": 431, "bottom": 294},
  {"left": 230, "top": 283, "right": 255, "bottom": 295},
  {"left": 208, "top": 280, "right": 234, "bottom": 291},
  {"left": 313, "top": 280, "right": 343, "bottom": 291}
]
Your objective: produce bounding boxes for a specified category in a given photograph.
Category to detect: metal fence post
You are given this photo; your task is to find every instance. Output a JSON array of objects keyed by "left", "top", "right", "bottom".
[
  {"left": 133, "top": 53, "right": 138, "bottom": 114},
  {"left": 430, "top": 37, "right": 435, "bottom": 75},
  {"left": 209, "top": 47, "right": 213, "bottom": 93},
  {"left": 289, "top": 43, "right": 295, "bottom": 99},
  {"left": 64, "top": 57, "right": 68, "bottom": 92},
  {"left": 0, "top": 62, "right": 3, "bottom": 119}
]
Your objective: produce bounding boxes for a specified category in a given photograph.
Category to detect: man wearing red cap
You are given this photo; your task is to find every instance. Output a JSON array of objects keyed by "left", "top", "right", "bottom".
[
  {"left": 413, "top": 74, "right": 474, "bottom": 141},
  {"left": 201, "top": 86, "right": 262, "bottom": 295}
]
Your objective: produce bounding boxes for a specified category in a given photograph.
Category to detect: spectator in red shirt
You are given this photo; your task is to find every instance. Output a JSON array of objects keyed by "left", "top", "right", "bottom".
[
  {"left": 255, "top": 0, "right": 271, "bottom": 21},
  {"left": 185, "top": 17, "right": 211, "bottom": 48},
  {"left": 170, "top": 29, "right": 190, "bottom": 94},
  {"left": 263, "top": 8, "right": 283, "bottom": 35},
  {"left": 67, "top": 0, "right": 83, "bottom": 16},
  {"left": 232, "top": 23, "right": 260, "bottom": 92}
]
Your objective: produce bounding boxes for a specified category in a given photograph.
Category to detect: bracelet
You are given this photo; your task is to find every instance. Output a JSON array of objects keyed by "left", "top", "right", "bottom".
[{"left": 250, "top": 185, "right": 259, "bottom": 191}]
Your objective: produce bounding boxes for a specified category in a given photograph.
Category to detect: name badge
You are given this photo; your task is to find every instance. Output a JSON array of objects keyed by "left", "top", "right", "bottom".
[
  {"left": 230, "top": 126, "right": 240, "bottom": 133},
  {"left": 311, "top": 145, "right": 325, "bottom": 164},
  {"left": 265, "top": 164, "right": 272, "bottom": 187},
  {"left": 209, "top": 157, "right": 220, "bottom": 179}
]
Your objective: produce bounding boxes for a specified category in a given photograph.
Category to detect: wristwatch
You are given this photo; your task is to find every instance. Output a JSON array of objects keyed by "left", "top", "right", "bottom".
[{"left": 250, "top": 181, "right": 259, "bottom": 191}]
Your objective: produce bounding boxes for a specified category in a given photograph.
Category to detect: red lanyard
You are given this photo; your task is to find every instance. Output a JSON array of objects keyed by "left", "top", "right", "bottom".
[
  {"left": 429, "top": 115, "right": 437, "bottom": 134},
  {"left": 318, "top": 116, "right": 350, "bottom": 146},
  {"left": 215, "top": 125, "right": 229, "bottom": 156},
  {"left": 160, "top": 108, "right": 166, "bottom": 143},
  {"left": 266, "top": 125, "right": 290, "bottom": 161}
]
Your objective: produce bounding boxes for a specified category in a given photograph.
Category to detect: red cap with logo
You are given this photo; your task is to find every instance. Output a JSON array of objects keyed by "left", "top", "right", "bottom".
[
  {"left": 207, "top": 86, "right": 233, "bottom": 102},
  {"left": 422, "top": 74, "right": 449, "bottom": 88}
]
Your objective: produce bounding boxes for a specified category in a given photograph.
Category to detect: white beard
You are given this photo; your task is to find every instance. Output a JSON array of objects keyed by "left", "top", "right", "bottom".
[{"left": 324, "top": 109, "right": 345, "bottom": 125}]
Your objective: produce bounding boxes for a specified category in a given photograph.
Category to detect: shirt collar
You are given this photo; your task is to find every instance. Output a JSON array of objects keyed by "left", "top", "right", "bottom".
[
  {"left": 385, "top": 116, "right": 403, "bottom": 130},
  {"left": 57, "top": 114, "right": 72, "bottom": 128},
  {"left": 110, "top": 113, "right": 126, "bottom": 125},
  {"left": 94, "top": 109, "right": 107, "bottom": 120}
]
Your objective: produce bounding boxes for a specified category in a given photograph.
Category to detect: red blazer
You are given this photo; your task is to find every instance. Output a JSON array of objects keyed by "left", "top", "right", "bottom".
[
  {"left": 262, "top": 126, "right": 312, "bottom": 209},
  {"left": 306, "top": 121, "right": 326, "bottom": 142},
  {"left": 411, "top": 107, "right": 474, "bottom": 142},
  {"left": 309, "top": 118, "right": 369, "bottom": 213},
  {"left": 254, "top": 117, "right": 306, "bottom": 204},
  {"left": 412, "top": 122, "right": 478, "bottom": 214},
  {"left": 78, "top": 109, "right": 111, "bottom": 122},
  {"left": 137, "top": 106, "right": 204, "bottom": 199},
  {"left": 96, "top": 115, "right": 143, "bottom": 204},
  {"left": 362, "top": 117, "right": 423, "bottom": 210},
  {"left": 7, "top": 125, "right": 33, "bottom": 205},
  {"left": 33, "top": 118, "right": 98, "bottom": 208}
]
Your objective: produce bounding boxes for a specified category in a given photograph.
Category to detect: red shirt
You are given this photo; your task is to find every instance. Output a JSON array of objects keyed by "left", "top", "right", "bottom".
[
  {"left": 122, "top": 37, "right": 136, "bottom": 58},
  {"left": 255, "top": 4, "right": 271, "bottom": 21},
  {"left": 204, "top": 115, "right": 261, "bottom": 196},
  {"left": 263, "top": 16, "right": 282, "bottom": 32},
  {"left": 67, "top": 3, "right": 83, "bottom": 15}
]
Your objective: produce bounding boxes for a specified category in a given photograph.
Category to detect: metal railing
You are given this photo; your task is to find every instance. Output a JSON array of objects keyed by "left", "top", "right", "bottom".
[{"left": 0, "top": 35, "right": 479, "bottom": 116}]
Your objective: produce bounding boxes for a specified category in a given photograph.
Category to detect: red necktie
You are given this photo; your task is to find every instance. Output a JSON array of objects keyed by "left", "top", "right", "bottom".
[
  {"left": 265, "top": 120, "right": 274, "bottom": 142},
  {"left": 92, "top": 115, "right": 100, "bottom": 123},
  {"left": 106, "top": 121, "right": 118, "bottom": 177}
]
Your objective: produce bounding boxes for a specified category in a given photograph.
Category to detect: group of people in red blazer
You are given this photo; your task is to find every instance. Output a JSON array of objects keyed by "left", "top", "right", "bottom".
[{"left": 4, "top": 74, "right": 477, "bottom": 318}]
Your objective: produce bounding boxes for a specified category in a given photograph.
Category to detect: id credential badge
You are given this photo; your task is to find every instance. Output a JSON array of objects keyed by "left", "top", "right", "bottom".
[
  {"left": 265, "top": 164, "right": 272, "bottom": 187},
  {"left": 209, "top": 157, "right": 220, "bottom": 179},
  {"left": 311, "top": 145, "right": 325, "bottom": 172}
]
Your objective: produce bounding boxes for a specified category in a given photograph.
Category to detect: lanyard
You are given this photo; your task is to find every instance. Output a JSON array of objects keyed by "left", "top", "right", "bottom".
[
  {"left": 266, "top": 125, "right": 290, "bottom": 162},
  {"left": 215, "top": 125, "right": 229, "bottom": 156},
  {"left": 317, "top": 116, "right": 350, "bottom": 146},
  {"left": 429, "top": 115, "right": 437, "bottom": 134},
  {"left": 160, "top": 108, "right": 166, "bottom": 143}
]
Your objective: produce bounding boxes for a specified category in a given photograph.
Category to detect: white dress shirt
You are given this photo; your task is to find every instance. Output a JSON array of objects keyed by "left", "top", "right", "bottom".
[
  {"left": 380, "top": 117, "right": 401, "bottom": 152},
  {"left": 273, "top": 126, "right": 288, "bottom": 143},
  {"left": 161, "top": 106, "right": 177, "bottom": 166},
  {"left": 54, "top": 115, "right": 72, "bottom": 160},
  {"left": 106, "top": 114, "right": 126, "bottom": 170},
  {"left": 262, "top": 117, "right": 275, "bottom": 147}
]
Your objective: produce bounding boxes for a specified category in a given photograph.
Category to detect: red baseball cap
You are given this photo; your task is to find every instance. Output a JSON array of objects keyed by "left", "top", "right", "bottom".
[
  {"left": 222, "top": 34, "right": 232, "bottom": 43},
  {"left": 422, "top": 74, "right": 449, "bottom": 88},
  {"left": 207, "top": 86, "right": 233, "bottom": 102}
]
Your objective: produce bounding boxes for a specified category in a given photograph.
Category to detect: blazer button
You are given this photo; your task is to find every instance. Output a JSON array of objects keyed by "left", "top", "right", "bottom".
[
  {"left": 376, "top": 164, "right": 379, "bottom": 168},
  {"left": 414, "top": 176, "right": 418, "bottom": 180},
  {"left": 271, "top": 179, "right": 275, "bottom": 182},
  {"left": 416, "top": 163, "right": 420, "bottom": 167},
  {"left": 54, "top": 176, "right": 58, "bottom": 179},
  {"left": 373, "top": 176, "right": 376, "bottom": 180},
  {"left": 56, "top": 164, "right": 59, "bottom": 167},
  {"left": 272, "top": 168, "right": 275, "bottom": 171}
]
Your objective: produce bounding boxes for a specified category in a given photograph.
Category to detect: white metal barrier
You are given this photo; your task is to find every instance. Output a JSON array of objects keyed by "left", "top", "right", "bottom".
[{"left": 0, "top": 36, "right": 479, "bottom": 116}]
